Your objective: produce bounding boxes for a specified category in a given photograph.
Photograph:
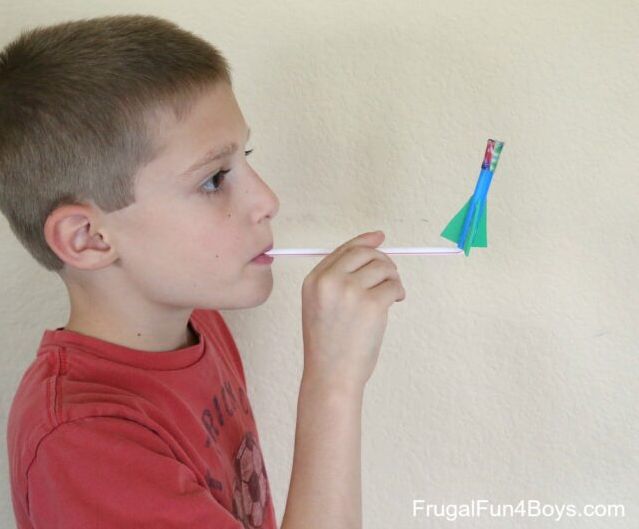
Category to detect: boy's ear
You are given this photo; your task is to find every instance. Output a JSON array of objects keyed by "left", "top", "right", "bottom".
[{"left": 44, "top": 204, "right": 119, "bottom": 271}]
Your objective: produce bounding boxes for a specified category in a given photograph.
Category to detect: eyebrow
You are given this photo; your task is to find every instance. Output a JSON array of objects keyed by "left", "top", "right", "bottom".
[{"left": 181, "top": 127, "right": 251, "bottom": 179}]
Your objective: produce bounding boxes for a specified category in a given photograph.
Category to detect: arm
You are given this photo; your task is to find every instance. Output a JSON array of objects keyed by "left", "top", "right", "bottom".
[
  {"left": 279, "top": 373, "right": 365, "bottom": 529},
  {"left": 281, "top": 230, "right": 405, "bottom": 529}
]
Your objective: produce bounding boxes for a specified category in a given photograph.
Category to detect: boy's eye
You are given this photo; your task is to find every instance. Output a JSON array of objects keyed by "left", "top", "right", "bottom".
[
  {"left": 200, "top": 169, "right": 231, "bottom": 194},
  {"left": 200, "top": 149, "right": 253, "bottom": 194}
]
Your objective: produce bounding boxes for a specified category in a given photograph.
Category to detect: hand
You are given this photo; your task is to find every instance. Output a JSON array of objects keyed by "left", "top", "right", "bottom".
[{"left": 300, "top": 231, "right": 406, "bottom": 391}]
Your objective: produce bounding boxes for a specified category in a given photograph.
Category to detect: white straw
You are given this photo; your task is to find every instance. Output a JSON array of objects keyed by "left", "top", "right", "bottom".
[{"left": 264, "top": 246, "right": 463, "bottom": 257}]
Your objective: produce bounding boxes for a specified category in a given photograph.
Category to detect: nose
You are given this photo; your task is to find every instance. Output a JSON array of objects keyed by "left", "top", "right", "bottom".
[
  {"left": 251, "top": 168, "right": 279, "bottom": 223},
  {"left": 263, "top": 185, "right": 279, "bottom": 222}
]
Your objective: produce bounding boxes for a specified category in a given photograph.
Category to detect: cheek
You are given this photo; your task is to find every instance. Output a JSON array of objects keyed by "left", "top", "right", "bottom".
[
  {"left": 168, "top": 206, "right": 240, "bottom": 264},
  {"left": 115, "top": 199, "right": 239, "bottom": 269},
  {"left": 188, "top": 223, "right": 238, "bottom": 263},
  {"left": 114, "top": 203, "right": 194, "bottom": 258}
]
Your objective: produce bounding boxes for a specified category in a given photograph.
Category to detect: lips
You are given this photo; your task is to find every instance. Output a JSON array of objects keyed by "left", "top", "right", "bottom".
[{"left": 253, "top": 243, "right": 273, "bottom": 260}]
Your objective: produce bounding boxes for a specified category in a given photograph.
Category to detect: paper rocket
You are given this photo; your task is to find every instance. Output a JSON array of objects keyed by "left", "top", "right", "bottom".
[{"left": 441, "top": 139, "right": 505, "bottom": 256}]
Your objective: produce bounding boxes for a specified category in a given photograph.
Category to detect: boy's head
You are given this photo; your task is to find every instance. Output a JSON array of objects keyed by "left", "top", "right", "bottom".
[{"left": 0, "top": 15, "right": 279, "bottom": 312}]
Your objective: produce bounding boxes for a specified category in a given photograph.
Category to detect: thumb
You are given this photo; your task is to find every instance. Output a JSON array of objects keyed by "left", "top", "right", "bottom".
[
  {"left": 334, "top": 230, "right": 385, "bottom": 254},
  {"left": 358, "top": 230, "right": 385, "bottom": 247}
]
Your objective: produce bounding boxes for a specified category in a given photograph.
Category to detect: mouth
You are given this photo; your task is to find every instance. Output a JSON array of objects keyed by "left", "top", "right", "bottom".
[{"left": 252, "top": 243, "right": 273, "bottom": 260}]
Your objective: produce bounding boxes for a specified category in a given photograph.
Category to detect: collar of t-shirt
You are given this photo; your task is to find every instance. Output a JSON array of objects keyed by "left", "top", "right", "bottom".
[{"left": 38, "top": 312, "right": 206, "bottom": 371}]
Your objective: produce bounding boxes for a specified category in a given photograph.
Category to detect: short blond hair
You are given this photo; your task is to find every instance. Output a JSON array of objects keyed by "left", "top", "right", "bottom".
[{"left": 0, "top": 14, "right": 232, "bottom": 271}]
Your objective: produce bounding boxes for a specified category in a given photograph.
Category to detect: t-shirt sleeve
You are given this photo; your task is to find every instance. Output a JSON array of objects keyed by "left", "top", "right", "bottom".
[{"left": 27, "top": 417, "right": 244, "bottom": 529}]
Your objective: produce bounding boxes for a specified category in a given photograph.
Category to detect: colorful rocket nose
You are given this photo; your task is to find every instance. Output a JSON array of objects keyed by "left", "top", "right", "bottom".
[
  {"left": 441, "top": 139, "right": 505, "bottom": 256},
  {"left": 483, "top": 139, "right": 505, "bottom": 172}
]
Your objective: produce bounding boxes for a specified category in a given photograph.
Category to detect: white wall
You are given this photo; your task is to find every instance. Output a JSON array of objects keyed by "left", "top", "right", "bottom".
[{"left": 1, "top": 1, "right": 637, "bottom": 528}]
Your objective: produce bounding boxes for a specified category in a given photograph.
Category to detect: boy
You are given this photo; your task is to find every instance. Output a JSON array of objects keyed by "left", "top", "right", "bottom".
[{"left": 1, "top": 14, "right": 405, "bottom": 529}]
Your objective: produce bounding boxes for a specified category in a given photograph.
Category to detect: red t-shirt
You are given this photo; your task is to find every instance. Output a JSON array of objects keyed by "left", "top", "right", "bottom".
[{"left": 7, "top": 309, "right": 277, "bottom": 529}]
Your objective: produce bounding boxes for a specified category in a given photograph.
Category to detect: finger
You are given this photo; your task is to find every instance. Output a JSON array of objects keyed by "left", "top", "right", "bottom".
[
  {"left": 370, "top": 277, "right": 406, "bottom": 305},
  {"left": 313, "top": 231, "right": 385, "bottom": 275},
  {"left": 351, "top": 259, "right": 400, "bottom": 290},
  {"left": 336, "top": 246, "right": 399, "bottom": 275}
]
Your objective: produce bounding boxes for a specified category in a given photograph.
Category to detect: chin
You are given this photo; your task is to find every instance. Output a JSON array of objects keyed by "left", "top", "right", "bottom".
[
  {"left": 225, "top": 276, "right": 274, "bottom": 310},
  {"left": 249, "top": 278, "right": 274, "bottom": 307}
]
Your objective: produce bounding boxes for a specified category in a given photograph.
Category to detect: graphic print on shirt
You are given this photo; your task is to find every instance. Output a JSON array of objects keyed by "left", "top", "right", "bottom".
[
  {"left": 202, "top": 378, "right": 252, "bottom": 449},
  {"left": 231, "top": 431, "right": 271, "bottom": 529},
  {"left": 201, "top": 377, "right": 254, "bottom": 497}
]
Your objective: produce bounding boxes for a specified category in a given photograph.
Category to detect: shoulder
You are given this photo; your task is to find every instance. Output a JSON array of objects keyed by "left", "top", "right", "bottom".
[{"left": 24, "top": 417, "right": 234, "bottom": 529}]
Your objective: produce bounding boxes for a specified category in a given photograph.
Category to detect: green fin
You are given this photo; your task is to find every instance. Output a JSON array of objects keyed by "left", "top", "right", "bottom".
[
  {"left": 441, "top": 197, "right": 472, "bottom": 244},
  {"left": 474, "top": 200, "right": 487, "bottom": 247},
  {"left": 462, "top": 200, "right": 488, "bottom": 255}
]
